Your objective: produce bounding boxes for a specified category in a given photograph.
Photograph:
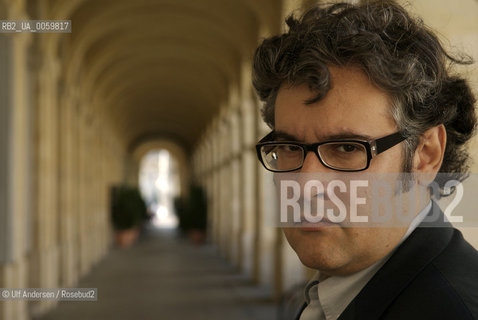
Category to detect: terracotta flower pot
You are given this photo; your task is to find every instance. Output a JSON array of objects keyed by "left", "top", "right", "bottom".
[
  {"left": 115, "top": 227, "right": 139, "bottom": 248},
  {"left": 188, "top": 229, "right": 206, "bottom": 245}
]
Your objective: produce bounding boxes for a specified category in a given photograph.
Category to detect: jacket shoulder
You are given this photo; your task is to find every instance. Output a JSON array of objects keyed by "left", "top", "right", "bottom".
[
  {"left": 383, "top": 229, "right": 478, "bottom": 320},
  {"left": 432, "top": 229, "right": 478, "bottom": 316}
]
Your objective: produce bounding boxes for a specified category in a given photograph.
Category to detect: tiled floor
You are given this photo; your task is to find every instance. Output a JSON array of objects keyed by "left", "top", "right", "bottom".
[{"left": 37, "top": 226, "right": 278, "bottom": 320}]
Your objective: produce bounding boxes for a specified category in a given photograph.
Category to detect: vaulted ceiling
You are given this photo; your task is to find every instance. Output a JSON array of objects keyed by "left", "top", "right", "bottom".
[{"left": 45, "top": 0, "right": 280, "bottom": 151}]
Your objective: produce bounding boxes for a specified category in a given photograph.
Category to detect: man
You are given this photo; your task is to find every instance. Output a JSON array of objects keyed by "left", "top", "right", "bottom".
[{"left": 252, "top": 1, "right": 478, "bottom": 319}]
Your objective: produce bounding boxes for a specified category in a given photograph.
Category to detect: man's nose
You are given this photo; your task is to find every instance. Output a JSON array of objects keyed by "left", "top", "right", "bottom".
[{"left": 297, "top": 151, "right": 331, "bottom": 203}]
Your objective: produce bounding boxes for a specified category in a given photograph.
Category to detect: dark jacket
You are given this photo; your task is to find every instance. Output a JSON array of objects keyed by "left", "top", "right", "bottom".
[{"left": 296, "top": 203, "right": 478, "bottom": 319}]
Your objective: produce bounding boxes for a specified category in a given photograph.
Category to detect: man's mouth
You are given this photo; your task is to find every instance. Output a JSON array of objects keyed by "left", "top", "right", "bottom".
[{"left": 295, "top": 216, "right": 340, "bottom": 231}]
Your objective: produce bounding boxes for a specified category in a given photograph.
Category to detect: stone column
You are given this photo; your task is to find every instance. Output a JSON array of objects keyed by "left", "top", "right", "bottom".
[
  {"left": 77, "top": 104, "right": 88, "bottom": 277},
  {"left": 202, "top": 138, "right": 214, "bottom": 237},
  {"left": 218, "top": 116, "right": 231, "bottom": 258},
  {"left": 228, "top": 106, "right": 242, "bottom": 267},
  {"left": 29, "top": 34, "right": 62, "bottom": 315},
  {"left": 255, "top": 103, "right": 282, "bottom": 294},
  {"left": 210, "top": 120, "right": 221, "bottom": 246},
  {"left": 58, "top": 86, "right": 79, "bottom": 288},
  {"left": 0, "top": 8, "right": 32, "bottom": 317},
  {"left": 239, "top": 62, "right": 258, "bottom": 279}
]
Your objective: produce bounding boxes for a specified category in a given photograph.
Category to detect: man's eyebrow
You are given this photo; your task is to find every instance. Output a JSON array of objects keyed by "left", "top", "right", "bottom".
[
  {"left": 323, "top": 132, "right": 373, "bottom": 141},
  {"left": 273, "top": 130, "right": 373, "bottom": 141},
  {"left": 273, "top": 131, "right": 299, "bottom": 141}
]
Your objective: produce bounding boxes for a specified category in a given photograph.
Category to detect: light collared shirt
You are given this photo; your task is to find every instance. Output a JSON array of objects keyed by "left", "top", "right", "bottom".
[{"left": 300, "top": 201, "right": 432, "bottom": 320}]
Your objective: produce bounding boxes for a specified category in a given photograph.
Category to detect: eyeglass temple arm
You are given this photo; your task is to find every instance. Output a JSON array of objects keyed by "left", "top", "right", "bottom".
[
  {"left": 258, "top": 131, "right": 275, "bottom": 143},
  {"left": 374, "top": 132, "right": 407, "bottom": 155}
]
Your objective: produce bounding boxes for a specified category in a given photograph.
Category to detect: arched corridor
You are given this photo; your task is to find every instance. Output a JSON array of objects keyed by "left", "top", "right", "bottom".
[{"left": 1, "top": 0, "right": 478, "bottom": 319}]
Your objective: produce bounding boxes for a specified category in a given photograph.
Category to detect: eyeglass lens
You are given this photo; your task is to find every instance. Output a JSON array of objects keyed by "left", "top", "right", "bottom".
[{"left": 260, "top": 142, "right": 368, "bottom": 171}]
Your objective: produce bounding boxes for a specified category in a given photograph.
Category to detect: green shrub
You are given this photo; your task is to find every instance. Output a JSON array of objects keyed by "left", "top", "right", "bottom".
[
  {"left": 174, "top": 184, "right": 208, "bottom": 233},
  {"left": 111, "top": 185, "right": 147, "bottom": 230}
]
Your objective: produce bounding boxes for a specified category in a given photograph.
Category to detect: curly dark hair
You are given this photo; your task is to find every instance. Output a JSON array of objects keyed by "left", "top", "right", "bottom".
[{"left": 252, "top": 0, "right": 477, "bottom": 189}]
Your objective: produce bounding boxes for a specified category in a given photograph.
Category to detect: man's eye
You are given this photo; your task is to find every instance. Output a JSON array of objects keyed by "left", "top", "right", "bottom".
[
  {"left": 280, "top": 145, "right": 301, "bottom": 152},
  {"left": 336, "top": 144, "right": 360, "bottom": 153}
]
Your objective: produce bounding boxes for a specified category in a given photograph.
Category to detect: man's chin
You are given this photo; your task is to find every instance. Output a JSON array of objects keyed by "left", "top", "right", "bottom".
[
  {"left": 291, "top": 242, "right": 346, "bottom": 272},
  {"left": 296, "top": 252, "right": 346, "bottom": 273}
]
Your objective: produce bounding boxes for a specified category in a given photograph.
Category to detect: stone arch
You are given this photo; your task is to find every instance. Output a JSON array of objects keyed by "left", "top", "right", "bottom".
[{"left": 132, "top": 139, "right": 190, "bottom": 197}]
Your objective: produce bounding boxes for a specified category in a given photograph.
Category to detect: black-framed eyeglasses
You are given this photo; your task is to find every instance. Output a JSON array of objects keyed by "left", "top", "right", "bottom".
[{"left": 255, "top": 131, "right": 407, "bottom": 172}]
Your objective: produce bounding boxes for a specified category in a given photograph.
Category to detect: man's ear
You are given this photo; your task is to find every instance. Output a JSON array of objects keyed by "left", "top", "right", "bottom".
[{"left": 412, "top": 125, "right": 447, "bottom": 176}]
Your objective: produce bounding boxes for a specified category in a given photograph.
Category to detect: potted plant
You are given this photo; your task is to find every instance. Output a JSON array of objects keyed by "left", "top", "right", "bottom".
[
  {"left": 174, "top": 184, "right": 208, "bottom": 244},
  {"left": 110, "top": 185, "right": 147, "bottom": 248}
]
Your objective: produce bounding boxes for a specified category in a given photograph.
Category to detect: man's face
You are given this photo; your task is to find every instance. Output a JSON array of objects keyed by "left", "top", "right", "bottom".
[{"left": 275, "top": 66, "right": 409, "bottom": 276}]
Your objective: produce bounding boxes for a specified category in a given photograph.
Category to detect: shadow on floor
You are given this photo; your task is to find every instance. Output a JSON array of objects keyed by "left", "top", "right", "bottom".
[{"left": 36, "top": 225, "right": 278, "bottom": 320}]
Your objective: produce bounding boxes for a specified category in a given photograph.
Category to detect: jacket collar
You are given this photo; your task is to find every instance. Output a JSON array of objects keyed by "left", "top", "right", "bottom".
[{"left": 338, "top": 201, "right": 453, "bottom": 320}]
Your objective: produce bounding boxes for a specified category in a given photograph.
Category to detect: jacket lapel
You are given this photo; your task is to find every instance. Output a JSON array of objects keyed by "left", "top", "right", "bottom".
[
  {"left": 294, "top": 302, "right": 307, "bottom": 320},
  {"left": 338, "top": 202, "right": 454, "bottom": 320}
]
